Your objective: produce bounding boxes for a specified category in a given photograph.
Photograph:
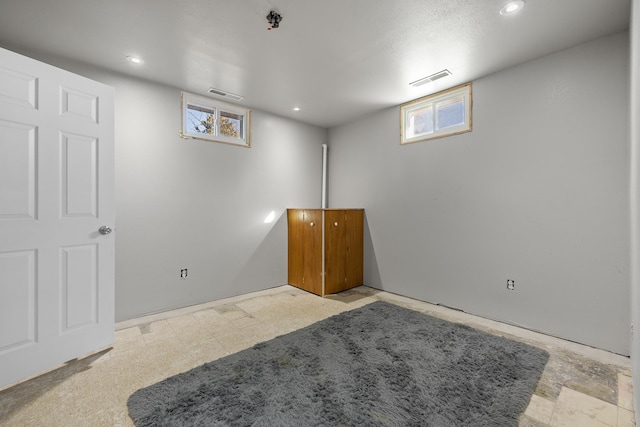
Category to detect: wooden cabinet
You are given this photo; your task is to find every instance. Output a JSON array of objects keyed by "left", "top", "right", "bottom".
[{"left": 287, "top": 209, "right": 363, "bottom": 296}]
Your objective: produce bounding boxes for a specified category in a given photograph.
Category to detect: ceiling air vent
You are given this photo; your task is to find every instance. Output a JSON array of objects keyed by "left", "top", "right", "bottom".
[
  {"left": 409, "top": 69, "right": 452, "bottom": 87},
  {"left": 207, "top": 87, "right": 244, "bottom": 101}
]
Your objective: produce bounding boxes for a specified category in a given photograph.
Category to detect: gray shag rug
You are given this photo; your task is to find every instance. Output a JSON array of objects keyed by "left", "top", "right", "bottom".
[{"left": 128, "top": 301, "right": 549, "bottom": 426}]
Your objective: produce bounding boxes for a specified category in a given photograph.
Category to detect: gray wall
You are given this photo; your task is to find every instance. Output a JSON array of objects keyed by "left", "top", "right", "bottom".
[
  {"left": 109, "top": 78, "right": 324, "bottom": 321},
  {"left": 629, "top": 0, "right": 640, "bottom": 421},
  {"left": 13, "top": 53, "right": 327, "bottom": 322},
  {"left": 328, "top": 32, "right": 630, "bottom": 355},
  {"left": 110, "top": 79, "right": 325, "bottom": 320},
  {"left": 111, "top": 79, "right": 325, "bottom": 321}
]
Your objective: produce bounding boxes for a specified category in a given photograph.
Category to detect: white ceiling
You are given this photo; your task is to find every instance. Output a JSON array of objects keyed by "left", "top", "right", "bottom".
[{"left": 0, "top": 0, "right": 631, "bottom": 128}]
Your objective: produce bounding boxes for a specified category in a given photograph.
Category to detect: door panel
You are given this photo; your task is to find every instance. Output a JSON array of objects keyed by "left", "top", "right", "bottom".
[
  {"left": 288, "top": 209, "right": 323, "bottom": 295},
  {"left": 302, "top": 210, "right": 322, "bottom": 295},
  {"left": 0, "top": 120, "right": 36, "bottom": 219},
  {"left": 287, "top": 209, "right": 304, "bottom": 288},
  {"left": 0, "top": 47, "right": 114, "bottom": 389},
  {"left": 0, "top": 250, "right": 36, "bottom": 352},
  {"left": 345, "top": 210, "right": 364, "bottom": 288},
  {"left": 61, "top": 133, "right": 98, "bottom": 217},
  {"left": 324, "top": 210, "right": 347, "bottom": 295},
  {"left": 0, "top": 66, "right": 37, "bottom": 109},
  {"left": 60, "top": 244, "right": 98, "bottom": 331},
  {"left": 60, "top": 86, "right": 98, "bottom": 123}
]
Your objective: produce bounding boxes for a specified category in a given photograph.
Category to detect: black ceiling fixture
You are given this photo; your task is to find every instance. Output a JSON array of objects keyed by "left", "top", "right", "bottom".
[{"left": 266, "top": 10, "right": 282, "bottom": 30}]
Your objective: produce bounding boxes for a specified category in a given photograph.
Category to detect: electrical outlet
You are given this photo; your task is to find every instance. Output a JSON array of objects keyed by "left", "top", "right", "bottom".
[
  {"left": 180, "top": 269, "right": 188, "bottom": 279},
  {"left": 506, "top": 279, "right": 515, "bottom": 290}
]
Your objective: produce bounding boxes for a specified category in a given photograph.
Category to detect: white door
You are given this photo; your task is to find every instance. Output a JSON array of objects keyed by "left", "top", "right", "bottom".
[{"left": 0, "top": 47, "right": 115, "bottom": 389}]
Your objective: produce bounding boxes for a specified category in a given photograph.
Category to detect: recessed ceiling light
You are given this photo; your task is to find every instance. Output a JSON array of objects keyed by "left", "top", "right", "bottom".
[
  {"left": 292, "top": 107, "right": 301, "bottom": 112},
  {"left": 500, "top": 0, "right": 525, "bottom": 15},
  {"left": 126, "top": 56, "right": 144, "bottom": 64}
]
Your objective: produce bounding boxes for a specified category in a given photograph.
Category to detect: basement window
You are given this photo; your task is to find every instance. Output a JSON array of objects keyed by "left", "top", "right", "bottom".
[
  {"left": 181, "top": 92, "right": 251, "bottom": 147},
  {"left": 400, "top": 83, "right": 472, "bottom": 144}
]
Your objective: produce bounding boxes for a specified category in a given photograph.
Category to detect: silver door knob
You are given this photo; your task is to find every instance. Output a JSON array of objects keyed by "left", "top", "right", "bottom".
[{"left": 99, "top": 226, "right": 112, "bottom": 235}]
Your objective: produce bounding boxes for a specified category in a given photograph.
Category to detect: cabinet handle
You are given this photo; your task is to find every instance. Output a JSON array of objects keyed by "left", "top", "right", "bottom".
[
  {"left": 334, "top": 222, "right": 339, "bottom": 227},
  {"left": 310, "top": 222, "right": 315, "bottom": 226}
]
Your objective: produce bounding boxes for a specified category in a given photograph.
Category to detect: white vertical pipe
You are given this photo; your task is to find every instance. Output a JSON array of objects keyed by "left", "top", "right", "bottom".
[
  {"left": 321, "top": 143, "right": 328, "bottom": 209},
  {"left": 321, "top": 143, "right": 327, "bottom": 296},
  {"left": 321, "top": 209, "right": 326, "bottom": 297},
  {"left": 630, "top": 0, "right": 640, "bottom": 421}
]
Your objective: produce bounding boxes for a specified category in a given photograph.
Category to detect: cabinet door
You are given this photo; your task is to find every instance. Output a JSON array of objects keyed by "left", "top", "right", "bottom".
[
  {"left": 288, "top": 209, "right": 322, "bottom": 295},
  {"left": 302, "top": 210, "right": 323, "bottom": 295},
  {"left": 345, "top": 210, "right": 364, "bottom": 288},
  {"left": 324, "top": 210, "right": 348, "bottom": 294},
  {"left": 287, "top": 209, "right": 304, "bottom": 288}
]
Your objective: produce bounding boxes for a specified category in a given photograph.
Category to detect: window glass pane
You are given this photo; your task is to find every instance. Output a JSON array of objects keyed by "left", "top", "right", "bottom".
[
  {"left": 186, "top": 104, "right": 216, "bottom": 135},
  {"left": 407, "top": 106, "right": 434, "bottom": 138},
  {"left": 400, "top": 83, "right": 471, "bottom": 144},
  {"left": 181, "top": 91, "right": 252, "bottom": 147},
  {"left": 220, "top": 111, "right": 243, "bottom": 138},
  {"left": 436, "top": 96, "right": 465, "bottom": 130}
]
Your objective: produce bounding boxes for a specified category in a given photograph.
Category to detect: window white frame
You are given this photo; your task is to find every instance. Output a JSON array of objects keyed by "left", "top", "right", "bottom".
[
  {"left": 181, "top": 91, "right": 251, "bottom": 147},
  {"left": 400, "top": 83, "right": 472, "bottom": 144}
]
